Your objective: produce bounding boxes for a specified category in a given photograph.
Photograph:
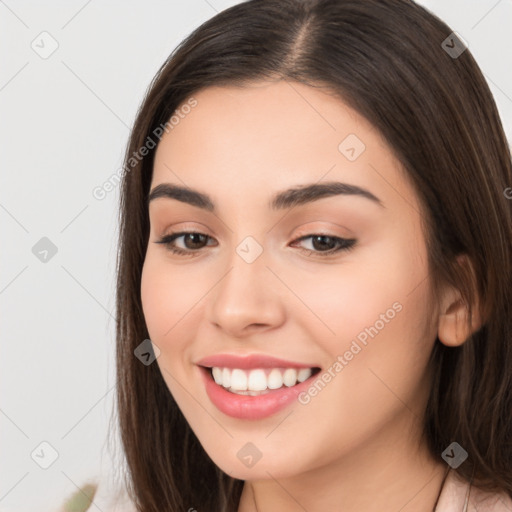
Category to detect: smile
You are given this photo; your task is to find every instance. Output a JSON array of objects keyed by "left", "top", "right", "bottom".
[
  {"left": 198, "top": 361, "right": 321, "bottom": 420},
  {"left": 211, "top": 366, "right": 317, "bottom": 395}
]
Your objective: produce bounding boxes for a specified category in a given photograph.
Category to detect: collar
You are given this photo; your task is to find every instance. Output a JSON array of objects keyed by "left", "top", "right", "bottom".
[{"left": 436, "top": 469, "right": 512, "bottom": 511}]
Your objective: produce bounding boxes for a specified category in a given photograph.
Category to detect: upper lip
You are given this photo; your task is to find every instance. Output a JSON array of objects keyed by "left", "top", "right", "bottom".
[{"left": 196, "top": 353, "right": 320, "bottom": 370}]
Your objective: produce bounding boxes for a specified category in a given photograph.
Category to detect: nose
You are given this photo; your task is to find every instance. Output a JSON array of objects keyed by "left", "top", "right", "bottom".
[{"left": 206, "top": 246, "right": 286, "bottom": 338}]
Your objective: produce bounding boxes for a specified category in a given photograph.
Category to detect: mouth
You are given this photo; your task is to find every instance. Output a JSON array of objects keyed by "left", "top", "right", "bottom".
[
  {"left": 198, "top": 364, "right": 322, "bottom": 420},
  {"left": 204, "top": 365, "right": 322, "bottom": 395}
]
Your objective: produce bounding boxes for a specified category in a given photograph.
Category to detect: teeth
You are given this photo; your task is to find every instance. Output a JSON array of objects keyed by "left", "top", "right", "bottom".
[
  {"left": 248, "top": 369, "right": 267, "bottom": 391},
  {"left": 210, "top": 367, "right": 314, "bottom": 393},
  {"left": 267, "top": 368, "right": 283, "bottom": 389},
  {"left": 222, "top": 367, "right": 231, "bottom": 388},
  {"left": 283, "top": 368, "right": 297, "bottom": 387},
  {"left": 231, "top": 369, "right": 247, "bottom": 391},
  {"left": 297, "top": 368, "right": 312, "bottom": 382},
  {"left": 212, "top": 367, "right": 223, "bottom": 385}
]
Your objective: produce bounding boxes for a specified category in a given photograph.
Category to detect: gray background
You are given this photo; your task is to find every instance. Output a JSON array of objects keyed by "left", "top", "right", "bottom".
[{"left": 1, "top": 1, "right": 511, "bottom": 511}]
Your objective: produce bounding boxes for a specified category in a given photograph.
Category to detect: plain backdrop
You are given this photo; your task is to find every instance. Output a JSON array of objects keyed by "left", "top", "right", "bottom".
[{"left": 1, "top": 1, "right": 511, "bottom": 511}]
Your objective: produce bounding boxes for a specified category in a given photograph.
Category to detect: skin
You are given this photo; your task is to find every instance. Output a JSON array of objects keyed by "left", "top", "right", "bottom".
[{"left": 140, "top": 79, "right": 480, "bottom": 512}]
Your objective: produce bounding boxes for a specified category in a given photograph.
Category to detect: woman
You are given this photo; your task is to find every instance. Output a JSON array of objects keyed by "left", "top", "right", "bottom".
[{"left": 82, "top": 0, "right": 512, "bottom": 510}]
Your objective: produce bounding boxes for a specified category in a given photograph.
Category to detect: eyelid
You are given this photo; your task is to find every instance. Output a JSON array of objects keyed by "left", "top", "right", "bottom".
[
  {"left": 155, "top": 230, "right": 357, "bottom": 259},
  {"left": 290, "top": 221, "right": 355, "bottom": 241},
  {"left": 157, "top": 222, "right": 352, "bottom": 245},
  {"left": 157, "top": 221, "right": 215, "bottom": 238}
]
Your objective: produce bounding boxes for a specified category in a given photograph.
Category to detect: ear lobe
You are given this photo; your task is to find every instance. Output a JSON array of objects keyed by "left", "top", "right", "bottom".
[{"left": 437, "top": 255, "right": 483, "bottom": 347}]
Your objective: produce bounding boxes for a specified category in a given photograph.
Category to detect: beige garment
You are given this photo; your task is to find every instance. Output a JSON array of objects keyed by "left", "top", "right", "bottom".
[
  {"left": 436, "top": 470, "right": 512, "bottom": 512},
  {"left": 86, "top": 469, "right": 512, "bottom": 511}
]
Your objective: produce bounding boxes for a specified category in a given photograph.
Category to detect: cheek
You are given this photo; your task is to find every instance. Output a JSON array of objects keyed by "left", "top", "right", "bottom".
[
  {"left": 140, "top": 258, "right": 167, "bottom": 338},
  {"left": 140, "top": 257, "right": 201, "bottom": 401},
  {"left": 293, "top": 233, "right": 434, "bottom": 402},
  {"left": 290, "top": 237, "right": 427, "bottom": 344},
  {"left": 321, "top": 253, "right": 434, "bottom": 417},
  {"left": 140, "top": 255, "right": 198, "bottom": 346}
]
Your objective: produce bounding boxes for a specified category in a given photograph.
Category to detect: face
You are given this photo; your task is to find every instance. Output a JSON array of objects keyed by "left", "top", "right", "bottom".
[{"left": 141, "top": 79, "right": 440, "bottom": 480}]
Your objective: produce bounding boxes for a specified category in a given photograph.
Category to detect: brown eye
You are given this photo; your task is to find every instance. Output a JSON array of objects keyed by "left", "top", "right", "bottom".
[
  {"left": 291, "top": 234, "right": 357, "bottom": 256},
  {"left": 180, "top": 233, "right": 209, "bottom": 249},
  {"left": 155, "top": 231, "right": 216, "bottom": 256},
  {"left": 154, "top": 231, "right": 356, "bottom": 258}
]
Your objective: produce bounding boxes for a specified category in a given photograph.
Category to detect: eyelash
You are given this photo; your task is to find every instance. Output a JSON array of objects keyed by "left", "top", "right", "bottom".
[{"left": 154, "top": 231, "right": 357, "bottom": 258}]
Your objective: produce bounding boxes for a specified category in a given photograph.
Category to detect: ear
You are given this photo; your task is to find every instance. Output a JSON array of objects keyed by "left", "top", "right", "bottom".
[{"left": 437, "top": 255, "right": 483, "bottom": 347}]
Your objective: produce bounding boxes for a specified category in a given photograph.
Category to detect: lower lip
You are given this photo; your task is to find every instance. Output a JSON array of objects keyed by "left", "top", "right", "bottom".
[{"left": 198, "top": 366, "right": 318, "bottom": 420}]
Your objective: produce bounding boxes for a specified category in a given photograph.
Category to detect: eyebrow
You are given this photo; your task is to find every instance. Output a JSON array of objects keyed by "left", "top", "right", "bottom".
[{"left": 147, "top": 181, "right": 384, "bottom": 211}]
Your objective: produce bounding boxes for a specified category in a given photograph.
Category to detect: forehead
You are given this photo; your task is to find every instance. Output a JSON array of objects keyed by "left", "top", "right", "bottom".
[
  {"left": 150, "top": 80, "right": 418, "bottom": 215},
  {"left": 154, "top": 80, "right": 377, "bottom": 169}
]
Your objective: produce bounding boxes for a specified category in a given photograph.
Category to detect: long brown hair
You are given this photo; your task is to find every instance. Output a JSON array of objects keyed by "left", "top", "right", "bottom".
[{"left": 110, "top": 0, "right": 512, "bottom": 509}]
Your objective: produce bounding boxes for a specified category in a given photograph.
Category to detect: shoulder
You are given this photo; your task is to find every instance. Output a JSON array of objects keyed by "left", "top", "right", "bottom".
[{"left": 436, "top": 470, "right": 512, "bottom": 512}]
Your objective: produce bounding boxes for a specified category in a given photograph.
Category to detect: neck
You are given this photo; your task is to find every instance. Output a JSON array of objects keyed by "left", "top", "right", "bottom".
[{"left": 238, "top": 416, "right": 448, "bottom": 512}]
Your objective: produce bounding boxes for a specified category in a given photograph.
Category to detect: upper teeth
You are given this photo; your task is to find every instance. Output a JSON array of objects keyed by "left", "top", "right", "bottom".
[{"left": 211, "top": 367, "right": 313, "bottom": 392}]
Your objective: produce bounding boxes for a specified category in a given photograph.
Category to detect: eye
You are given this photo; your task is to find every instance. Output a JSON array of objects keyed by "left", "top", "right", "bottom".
[
  {"left": 155, "top": 231, "right": 216, "bottom": 257},
  {"left": 290, "top": 234, "right": 357, "bottom": 256},
  {"left": 154, "top": 231, "right": 357, "bottom": 257}
]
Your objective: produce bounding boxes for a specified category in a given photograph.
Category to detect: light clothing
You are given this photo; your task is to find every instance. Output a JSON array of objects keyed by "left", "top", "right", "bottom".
[
  {"left": 436, "top": 470, "right": 512, "bottom": 511},
  {"left": 83, "top": 469, "right": 512, "bottom": 511}
]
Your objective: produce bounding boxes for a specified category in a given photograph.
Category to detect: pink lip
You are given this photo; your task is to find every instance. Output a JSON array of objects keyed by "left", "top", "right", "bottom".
[
  {"left": 198, "top": 365, "right": 320, "bottom": 420},
  {"left": 196, "top": 353, "right": 317, "bottom": 370}
]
